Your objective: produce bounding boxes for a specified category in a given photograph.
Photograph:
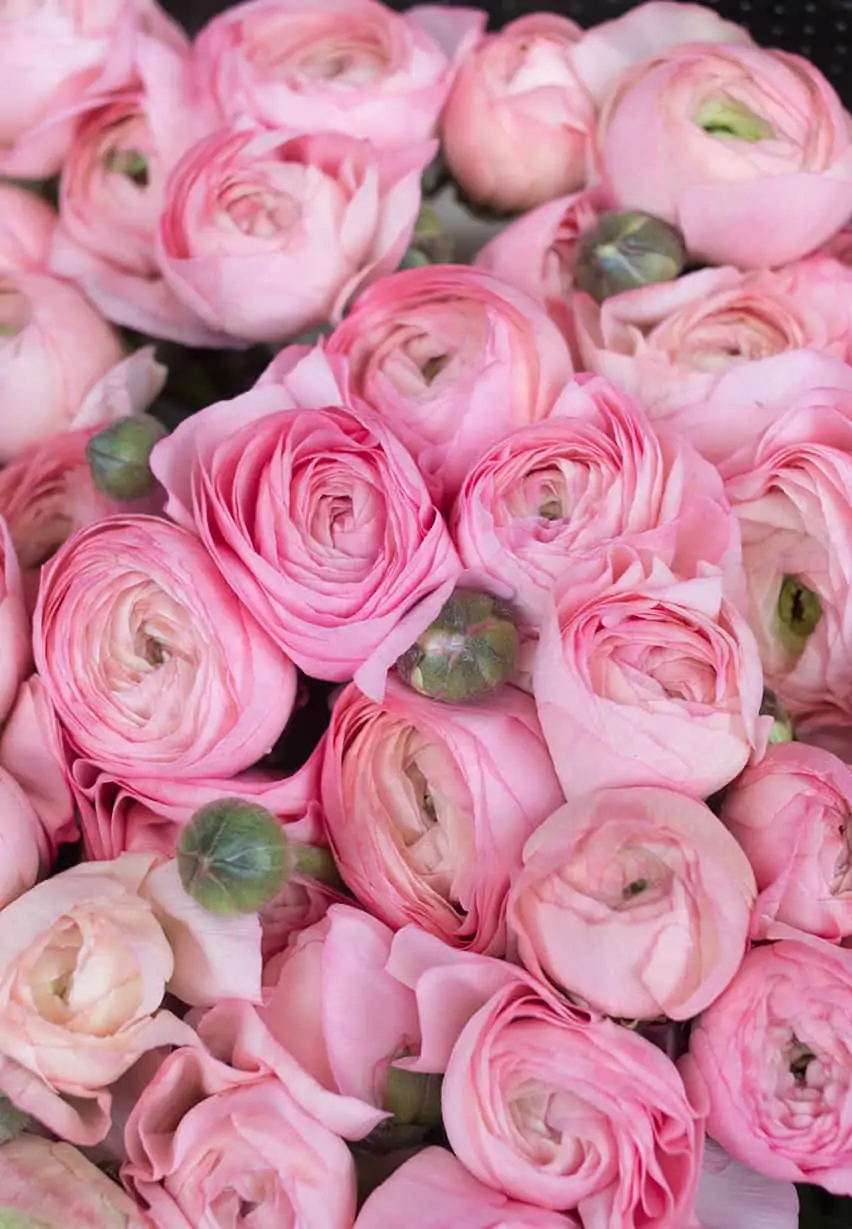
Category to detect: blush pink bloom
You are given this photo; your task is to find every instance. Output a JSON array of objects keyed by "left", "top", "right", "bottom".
[
  {"left": 0, "top": 1136, "right": 147, "bottom": 1229},
  {"left": 682, "top": 939, "right": 852, "bottom": 1193},
  {"left": 0, "top": 184, "right": 56, "bottom": 272},
  {"left": 157, "top": 123, "right": 434, "bottom": 343},
  {"left": 123, "top": 1042, "right": 358, "bottom": 1229},
  {"left": 474, "top": 188, "right": 605, "bottom": 346},
  {"left": 327, "top": 264, "right": 575, "bottom": 508},
  {"left": 191, "top": 0, "right": 485, "bottom": 149},
  {"left": 441, "top": 14, "right": 593, "bottom": 214},
  {"left": 261, "top": 904, "right": 421, "bottom": 1117},
  {"left": 0, "top": 767, "right": 46, "bottom": 910},
  {"left": 33, "top": 515, "right": 298, "bottom": 782},
  {"left": 721, "top": 741, "right": 852, "bottom": 942},
  {"left": 450, "top": 373, "right": 742, "bottom": 627},
  {"left": 355, "top": 1147, "right": 580, "bottom": 1229},
  {"left": 692, "top": 1140, "right": 799, "bottom": 1229},
  {"left": 534, "top": 553, "right": 766, "bottom": 800},
  {"left": 575, "top": 258, "right": 852, "bottom": 428},
  {"left": 508, "top": 786, "right": 756, "bottom": 1021},
  {"left": 598, "top": 43, "right": 852, "bottom": 268},
  {"left": 0, "top": 272, "right": 126, "bottom": 462},
  {"left": 572, "top": 2, "right": 753, "bottom": 106},
  {"left": 441, "top": 976, "right": 704, "bottom": 1223},
  {"left": 152, "top": 345, "right": 461, "bottom": 681},
  {"left": 0, "top": 851, "right": 263, "bottom": 1146},
  {"left": 0, "top": 0, "right": 181, "bottom": 178},
  {"left": 0, "top": 517, "right": 32, "bottom": 727},
  {"left": 321, "top": 678, "right": 563, "bottom": 955},
  {"left": 723, "top": 404, "right": 852, "bottom": 723}
]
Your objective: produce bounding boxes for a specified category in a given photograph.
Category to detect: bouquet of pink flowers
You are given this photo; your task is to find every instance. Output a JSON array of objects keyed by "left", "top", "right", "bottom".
[{"left": 1, "top": 0, "right": 852, "bottom": 1225}]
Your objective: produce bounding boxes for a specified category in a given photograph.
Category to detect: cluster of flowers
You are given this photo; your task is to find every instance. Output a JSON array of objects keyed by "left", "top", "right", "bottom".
[{"left": 3, "top": 0, "right": 852, "bottom": 1226}]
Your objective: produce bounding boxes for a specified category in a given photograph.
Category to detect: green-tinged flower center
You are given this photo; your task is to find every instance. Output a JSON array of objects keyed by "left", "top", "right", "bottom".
[
  {"left": 622, "top": 878, "right": 648, "bottom": 899},
  {"left": 776, "top": 575, "right": 822, "bottom": 654},
  {"left": 788, "top": 1039, "right": 815, "bottom": 1082},
  {"left": 104, "top": 147, "right": 149, "bottom": 187},
  {"left": 694, "top": 97, "right": 774, "bottom": 143}
]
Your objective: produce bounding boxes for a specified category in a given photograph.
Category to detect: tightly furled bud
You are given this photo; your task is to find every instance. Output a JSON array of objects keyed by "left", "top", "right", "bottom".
[
  {"left": 177, "top": 798, "right": 292, "bottom": 916},
  {"left": 85, "top": 413, "right": 167, "bottom": 501},
  {"left": 396, "top": 589, "right": 519, "bottom": 704},
  {"left": 573, "top": 210, "right": 687, "bottom": 302}
]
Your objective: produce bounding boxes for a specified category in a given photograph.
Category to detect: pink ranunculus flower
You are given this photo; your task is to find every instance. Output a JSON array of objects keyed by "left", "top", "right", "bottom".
[
  {"left": 0, "top": 517, "right": 32, "bottom": 727},
  {"left": 598, "top": 43, "right": 852, "bottom": 268},
  {"left": 534, "top": 552, "right": 767, "bottom": 800},
  {"left": 722, "top": 404, "right": 852, "bottom": 723},
  {"left": 33, "top": 515, "right": 298, "bottom": 782},
  {"left": 191, "top": 0, "right": 485, "bottom": 149},
  {"left": 123, "top": 1041, "right": 358, "bottom": 1229},
  {"left": 571, "top": 2, "right": 753, "bottom": 107},
  {"left": 441, "top": 976, "right": 704, "bottom": 1222},
  {"left": 0, "top": 767, "right": 46, "bottom": 910},
  {"left": 260, "top": 904, "right": 421, "bottom": 1116},
  {"left": 0, "top": 1135, "right": 148, "bottom": 1229},
  {"left": 326, "top": 264, "right": 575, "bottom": 508},
  {"left": 450, "top": 373, "right": 742, "bottom": 627},
  {"left": 508, "top": 786, "right": 756, "bottom": 1021},
  {"left": 0, "top": 272, "right": 125, "bottom": 462},
  {"left": 681, "top": 939, "right": 852, "bottom": 1192},
  {"left": 574, "top": 258, "right": 852, "bottom": 426},
  {"left": 0, "top": 184, "right": 57, "bottom": 272},
  {"left": 440, "top": 14, "right": 593, "bottom": 214},
  {"left": 720, "top": 741, "right": 852, "bottom": 942},
  {"left": 0, "top": 851, "right": 263, "bottom": 1146},
  {"left": 355, "top": 1146, "right": 581, "bottom": 1229},
  {"left": 151, "top": 345, "right": 460, "bottom": 681},
  {"left": 474, "top": 187, "right": 605, "bottom": 346},
  {"left": 321, "top": 678, "right": 563, "bottom": 955},
  {"left": 49, "top": 24, "right": 232, "bottom": 348},
  {"left": 157, "top": 123, "right": 435, "bottom": 343},
  {"left": 0, "top": 0, "right": 181, "bottom": 178}
]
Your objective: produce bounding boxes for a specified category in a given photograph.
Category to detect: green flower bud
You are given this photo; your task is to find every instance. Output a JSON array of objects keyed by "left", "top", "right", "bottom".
[
  {"left": 775, "top": 574, "right": 822, "bottom": 658},
  {"left": 177, "top": 798, "right": 292, "bottom": 915},
  {"left": 85, "top": 413, "right": 167, "bottom": 501},
  {"left": 761, "top": 689, "right": 795, "bottom": 744},
  {"left": 694, "top": 98, "right": 774, "bottom": 143},
  {"left": 573, "top": 210, "right": 686, "bottom": 302},
  {"left": 396, "top": 589, "right": 519, "bottom": 704}
]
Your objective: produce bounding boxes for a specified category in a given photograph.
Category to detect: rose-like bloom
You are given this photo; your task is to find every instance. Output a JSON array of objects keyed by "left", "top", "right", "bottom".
[
  {"left": 681, "top": 939, "right": 852, "bottom": 1192},
  {"left": 261, "top": 903, "right": 420, "bottom": 1118},
  {"left": 474, "top": 188, "right": 604, "bottom": 345},
  {"left": 355, "top": 1147, "right": 580, "bottom": 1229},
  {"left": 321, "top": 678, "right": 563, "bottom": 954},
  {"left": 49, "top": 26, "right": 231, "bottom": 347},
  {"left": 723, "top": 404, "right": 852, "bottom": 723},
  {"left": 0, "top": 1135, "right": 147, "bottom": 1229},
  {"left": 0, "top": 0, "right": 181, "bottom": 178},
  {"left": 442, "top": 977, "right": 704, "bottom": 1222},
  {"left": 508, "top": 786, "right": 756, "bottom": 1020},
  {"left": 123, "top": 1041, "right": 358, "bottom": 1229},
  {"left": 0, "top": 272, "right": 125, "bottom": 462},
  {"left": 575, "top": 259, "right": 852, "bottom": 425},
  {"left": 191, "top": 0, "right": 485, "bottom": 149},
  {"left": 326, "top": 265, "right": 574, "bottom": 507},
  {"left": 598, "top": 43, "right": 852, "bottom": 268},
  {"left": 0, "top": 184, "right": 56, "bottom": 272},
  {"left": 450, "top": 373, "right": 742, "bottom": 626},
  {"left": 721, "top": 741, "right": 852, "bottom": 942},
  {"left": 158, "top": 123, "right": 434, "bottom": 343},
  {"left": 151, "top": 345, "right": 460, "bottom": 680},
  {"left": 0, "top": 851, "right": 264, "bottom": 1145},
  {"left": 440, "top": 14, "right": 593, "bottom": 214},
  {"left": 33, "top": 515, "right": 297, "bottom": 781},
  {"left": 534, "top": 552, "right": 766, "bottom": 799}
]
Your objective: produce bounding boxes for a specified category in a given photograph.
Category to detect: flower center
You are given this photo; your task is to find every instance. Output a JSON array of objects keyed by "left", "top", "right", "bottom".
[
  {"left": 694, "top": 96, "right": 774, "bottom": 142},
  {"left": 103, "top": 147, "right": 149, "bottom": 188}
]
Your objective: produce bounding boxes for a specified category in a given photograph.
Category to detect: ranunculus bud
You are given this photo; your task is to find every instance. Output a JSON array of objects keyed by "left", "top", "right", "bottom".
[
  {"left": 0, "top": 1134, "right": 145, "bottom": 1228},
  {"left": 395, "top": 589, "right": 519, "bottom": 703},
  {"left": 177, "top": 798, "right": 292, "bottom": 916},
  {"left": 761, "top": 689, "right": 795, "bottom": 744},
  {"left": 776, "top": 574, "right": 822, "bottom": 658},
  {"left": 573, "top": 210, "right": 687, "bottom": 302},
  {"left": 85, "top": 413, "right": 167, "bottom": 501}
]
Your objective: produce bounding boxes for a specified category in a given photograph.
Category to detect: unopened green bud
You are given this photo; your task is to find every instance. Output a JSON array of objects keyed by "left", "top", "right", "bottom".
[
  {"left": 776, "top": 575, "right": 822, "bottom": 659},
  {"left": 574, "top": 211, "right": 687, "bottom": 303},
  {"left": 86, "top": 413, "right": 167, "bottom": 501},
  {"left": 694, "top": 98, "right": 773, "bottom": 143},
  {"left": 177, "top": 798, "right": 292, "bottom": 915},
  {"left": 761, "top": 689, "right": 795, "bottom": 744},
  {"left": 396, "top": 589, "right": 519, "bottom": 704}
]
